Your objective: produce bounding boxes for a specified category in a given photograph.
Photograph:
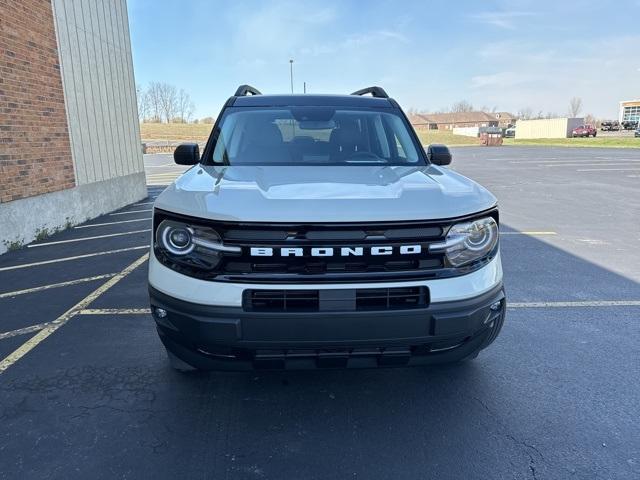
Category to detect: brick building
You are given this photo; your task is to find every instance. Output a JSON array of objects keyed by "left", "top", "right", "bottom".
[
  {"left": 0, "top": 0, "right": 145, "bottom": 253},
  {"left": 410, "top": 111, "right": 516, "bottom": 130}
]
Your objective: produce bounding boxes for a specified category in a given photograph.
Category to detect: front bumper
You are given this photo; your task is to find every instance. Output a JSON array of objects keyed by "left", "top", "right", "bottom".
[{"left": 149, "top": 283, "right": 506, "bottom": 370}]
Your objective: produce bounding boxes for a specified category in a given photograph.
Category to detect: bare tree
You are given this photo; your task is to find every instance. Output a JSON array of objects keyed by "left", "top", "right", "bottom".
[
  {"left": 145, "top": 82, "right": 163, "bottom": 122},
  {"left": 157, "top": 83, "right": 177, "bottom": 123},
  {"left": 517, "top": 107, "right": 533, "bottom": 120},
  {"left": 584, "top": 113, "right": 597, "bottom": 126},
  {"left": 136, "top": 84, "right": 149, "bottom": 121},
  {"left": 568, "top": 97, "right": 583, "bottom": 118},
  {"left": 450, "top": 100, "right": 474, "bottom": 113},
  {"left": 176, "top": 89, "right": 195, "bottom": 123}
]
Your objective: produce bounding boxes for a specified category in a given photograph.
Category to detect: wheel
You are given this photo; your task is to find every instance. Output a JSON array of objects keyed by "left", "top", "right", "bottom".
[
  {"left": 593, "top": 132, "right": 597, "bottom": 137},
  {"left": 166, "top": 348, "right": 198, "bottom": 372}
]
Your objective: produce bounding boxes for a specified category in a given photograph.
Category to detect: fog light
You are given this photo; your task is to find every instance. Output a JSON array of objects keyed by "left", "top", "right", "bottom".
[
  {"left": 155, "top": 307, "right": 167, "bottom": 318},
  {"left": 489, "top": 300, "right": 502, "bottom": 311}
]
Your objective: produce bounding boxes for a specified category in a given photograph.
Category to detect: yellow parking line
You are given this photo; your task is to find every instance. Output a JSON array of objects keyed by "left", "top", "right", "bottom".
[
  {"left": 509, "top": 300, "right": 640, "bottom": 308},
  {"left": 0, "top": 246, "right": 147, "bottom": 272},
  {"left": 0, "top": 323, "right": 50, "bottom": 340},
  {"left": 27, "top": 229, "right": 150, "bottom": 248},
  {"left": 0, "top": 253, "right": 149, "bottom": 374},
  {"left": 0, "top": 273, "right": 116, "bottom": 299},
  {"left": 78, "top": 308, "right": 151, "bottom": 315}
]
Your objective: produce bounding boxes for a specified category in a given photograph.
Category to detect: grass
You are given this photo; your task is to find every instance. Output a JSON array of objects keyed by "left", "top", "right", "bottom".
[
  {"left": 503, "top": 137, "right": 640, "bottom": 148},
  {"left": 3, "top": 239, "right": 24, "bottom": 251},
  {"left": 139, "top": 123, "right": 640, "bottom": 149},
  {"left": 140, "top": 122, "right": 213, "bottom": 142},
  {"left": 414, "top": 129, "right": 479, "bottom": 146}
]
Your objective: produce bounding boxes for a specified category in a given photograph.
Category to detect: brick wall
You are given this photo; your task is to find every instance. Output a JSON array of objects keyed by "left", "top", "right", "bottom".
[{"left": 0, "top": 0, "right": 75, "bottom": 204}]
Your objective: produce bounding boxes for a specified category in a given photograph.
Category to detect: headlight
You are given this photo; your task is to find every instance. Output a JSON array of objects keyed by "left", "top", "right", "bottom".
[
  {"left": 430, "top": 217, "right": 498, "bottom": 267},
  {"left": 155, "top": 219, "right": 240, "bottom": 273}
]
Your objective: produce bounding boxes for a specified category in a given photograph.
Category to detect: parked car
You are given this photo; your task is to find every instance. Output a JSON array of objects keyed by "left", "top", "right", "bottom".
[
  {"left": 635, "top": 127, "right": 640, "bottom": 138},
  {"left": 504, "top": 126, "right": 516, "bottom": 138},
  {"left": 148, "top": 84, "right": 505, "bottom": 371},
  {"left": 572, "top": 124, "right": 597, "bottom": 137},
  {"left": 622, "top": 121, "right": 638, "bottom": 131},
  {"left": 600, "top": 121, "right": 620, "bottom": 131}
]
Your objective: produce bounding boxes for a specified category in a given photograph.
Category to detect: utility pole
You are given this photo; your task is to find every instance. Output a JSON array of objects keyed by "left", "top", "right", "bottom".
[{"left": 289, "top": 59, "right": 294, "bottom": 94}]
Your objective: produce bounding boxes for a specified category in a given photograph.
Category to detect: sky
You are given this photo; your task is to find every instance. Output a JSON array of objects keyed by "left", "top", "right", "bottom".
[{"left": 127, "top": 0, "right": 640, "bottom": 119}]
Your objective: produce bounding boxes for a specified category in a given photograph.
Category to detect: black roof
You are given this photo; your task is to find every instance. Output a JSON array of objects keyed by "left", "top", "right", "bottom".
[{"left": 232, "top": 94, "right": 394, "bottom": 108}]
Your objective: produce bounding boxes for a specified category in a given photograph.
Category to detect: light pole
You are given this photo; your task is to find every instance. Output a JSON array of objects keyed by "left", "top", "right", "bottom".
[{"left": 289, "top": 59, "right": 294, "bottom": 94}]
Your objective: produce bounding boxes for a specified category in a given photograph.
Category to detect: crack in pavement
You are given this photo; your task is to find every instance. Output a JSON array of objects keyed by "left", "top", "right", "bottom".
[{"left": 473, "top": 395, "right": 545, "bottom": 480}]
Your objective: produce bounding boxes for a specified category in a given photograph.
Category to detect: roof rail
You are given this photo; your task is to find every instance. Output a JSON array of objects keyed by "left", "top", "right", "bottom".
[
  {"left": 234, "top": 85, "right": 262, "bottom": 96},
  {"left": 351, "top": 86, "right": 389, "bottom": 98}
]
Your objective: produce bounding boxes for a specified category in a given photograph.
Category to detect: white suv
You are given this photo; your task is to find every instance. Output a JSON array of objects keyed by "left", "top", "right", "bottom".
[{"left": 148, "top": 85, "right": 505, "bottom": 371}]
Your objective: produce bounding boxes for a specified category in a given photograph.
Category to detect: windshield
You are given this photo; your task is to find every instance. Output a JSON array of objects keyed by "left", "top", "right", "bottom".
[{"left": 205, "top": 106, "right": 424, "bottom": 166}]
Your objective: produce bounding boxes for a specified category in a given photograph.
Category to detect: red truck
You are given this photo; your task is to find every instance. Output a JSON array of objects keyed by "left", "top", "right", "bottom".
[{"left": 572, "top": 124, "right": 597, "bottom": 138}]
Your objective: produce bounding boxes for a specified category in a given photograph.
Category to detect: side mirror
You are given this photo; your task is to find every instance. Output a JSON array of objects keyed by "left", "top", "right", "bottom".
[
  {"left": 427, "top": 144, "right": 452, "bottom": 166},
  {"left": 174, "top": 143, "right": 200, "bottom": 165}
]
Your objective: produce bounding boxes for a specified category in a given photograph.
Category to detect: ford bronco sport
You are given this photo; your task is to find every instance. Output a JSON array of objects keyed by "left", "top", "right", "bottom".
[{"left": 148, "top": 85, "right": 505, "bottom": 371}]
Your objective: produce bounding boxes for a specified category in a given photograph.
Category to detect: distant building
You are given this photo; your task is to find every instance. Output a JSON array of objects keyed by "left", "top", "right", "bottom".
[
  {"left": 515, "top": 118, "right": 583, "bottom": 139},
  {"left": 410, "top": 111, "right": 516, "bottom": 130},
  {"left": 619, "top": 100, "right": 640, "bottom": 123}
]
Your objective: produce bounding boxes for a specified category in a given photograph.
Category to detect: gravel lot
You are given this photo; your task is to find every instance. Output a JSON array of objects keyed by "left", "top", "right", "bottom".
[{"left": 0, "top": 146, "right": 638, "bottom": 479}]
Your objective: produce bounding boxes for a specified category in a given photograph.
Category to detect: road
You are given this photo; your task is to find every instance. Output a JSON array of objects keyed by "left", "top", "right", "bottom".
[{"left": 0, "top": 146, "right": 638, "bottom": 479}]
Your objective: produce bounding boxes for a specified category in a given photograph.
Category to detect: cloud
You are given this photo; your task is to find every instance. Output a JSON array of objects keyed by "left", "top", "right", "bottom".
[
  {"left": 470, "top": 11, "right": 536, "bottom": 29},
  {"left": 468, "top": 34, "right": 640, "bottom": 117},
  {"left": 471, "top": 72, "right": 530, "bottom": 89}
]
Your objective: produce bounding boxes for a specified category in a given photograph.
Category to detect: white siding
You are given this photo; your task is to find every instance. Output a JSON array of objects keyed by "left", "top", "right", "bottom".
[
  {"left": 515, "top": 118, "right": 584, "bottom": 139},
  {"left": 51, "top": 0, "right": 143, "bottom": 185}
]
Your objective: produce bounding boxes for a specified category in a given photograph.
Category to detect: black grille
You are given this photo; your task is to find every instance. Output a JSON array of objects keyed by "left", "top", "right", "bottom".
[
  {"left": 154, "top": 209, "right": 499, "bottom": 283},
  {"left": 218, "top": 221, "right": 447, "bottom": 282},
  {"left": 243, "top": 286, "right": 429, "bottom": 312}
]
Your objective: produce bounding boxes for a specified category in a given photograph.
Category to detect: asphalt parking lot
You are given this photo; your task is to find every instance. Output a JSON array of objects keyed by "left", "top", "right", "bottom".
[{"left": 1, "top": 146, "right": 639, "bottom": 479}]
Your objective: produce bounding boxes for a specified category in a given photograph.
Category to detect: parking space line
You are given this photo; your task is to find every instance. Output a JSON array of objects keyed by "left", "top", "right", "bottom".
[
  {"left": 109, "top": 209, "right": 152, "bottom": 216},
  {"left": 0, "top": 246, "right": 147, "bottom": 272},
  {"left": 0, "top": 254, "right": 149, "bottom": 374},
  {"left": 509, "top": 300, "right": 640, "bottom": 308},
  {"left": 0, "top": 273, "right": 117, "bottom": 298},
  {"left": 577, "top": 168, "right": 640, "bottom": 172},
  {"left": 544, "top": 163, "right": 640, "bottom": 167},
  {"left": 0, "top": 323, "right": 50, "bottom": 341},
  {"left": 500, "top": 231, "right": 557, "bottom": 236},
  {"left": 27, "top": 229, "right": 150, "bottom": 248},
  {"left": 78, "top": 308, "right": 151, "bottom": 315},
  {"left": 133, "top": 201, "right": 154, "bottom": 206},
  {"left": 74, "top": 218, "right": 149, "bottom": 229}
]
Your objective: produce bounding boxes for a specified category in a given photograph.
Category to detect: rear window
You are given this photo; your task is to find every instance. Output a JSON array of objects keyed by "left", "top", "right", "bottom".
[{"left": 204, "top": 106, "right": 424, "bottom": 166}]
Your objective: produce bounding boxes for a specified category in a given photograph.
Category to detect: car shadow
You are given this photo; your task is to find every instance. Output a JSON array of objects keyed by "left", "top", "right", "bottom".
[{"left": 1, "top": 224, "right": 640, "bottom": 479}]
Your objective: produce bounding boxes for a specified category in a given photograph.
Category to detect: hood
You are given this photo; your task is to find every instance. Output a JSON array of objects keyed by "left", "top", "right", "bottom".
[{"left": 154, "top": 165, "right": 497, "bottom": 223}]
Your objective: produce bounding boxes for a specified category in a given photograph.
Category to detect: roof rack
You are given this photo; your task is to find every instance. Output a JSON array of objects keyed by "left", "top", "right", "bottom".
[
  {"left": 351, "top": 86, "right": 389, "bottom": 98},
  {"left": 234, "top": 85, "right": 262, "bottom": 96}
]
